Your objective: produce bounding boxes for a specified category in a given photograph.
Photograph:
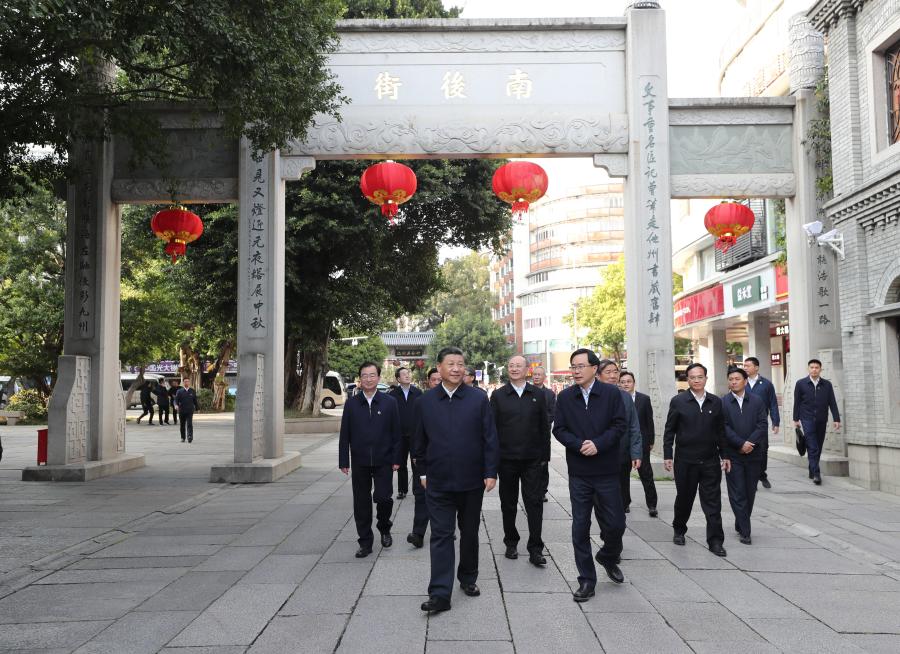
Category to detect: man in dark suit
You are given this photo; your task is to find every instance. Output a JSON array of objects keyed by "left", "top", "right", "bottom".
[
  {"left": 792, "top": 358, "right": 841, "bottom": 485},
  {"left": 618, "top": 371, "right": 658, "bottom": 517},
  {"left": 663, "top": 362, "right": 731, "bottom": 557},
  {"left": 722, "top": 367, "right": 768, "bottom": 545},
  {"left": 531, "top": 366, "right": 556, "bottom": 503},
  {"left": 553, "top": 348, "right": 627, "bottom": 602},
  {"left": 490, "top": 354, "right": 550, "bottom": 566},
  {"left": 338, "top": 362, "right": 402, "bottom": 559},
  {"left": 743, "top": 356, "right": 780, "bottom": 489},
  {"left": 174, "top": 378, "right": 198, "bottom": 443},
  {"left": 596, "top": 360, "right": 642, "bottom": 517},
  {"left": 388, "top": 366, "right": 422, "bottom": 500},
  {"left": 413, "top": 347, "right": 499, "bottom": 614}
]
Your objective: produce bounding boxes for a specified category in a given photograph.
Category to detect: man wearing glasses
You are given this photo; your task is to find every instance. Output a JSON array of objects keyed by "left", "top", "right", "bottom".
[
  {"left": 553, "top": 348, "right": 627, "bottom": 603},
  {"left": 663, "top": 363, "right": 730, "bottom": 557}
]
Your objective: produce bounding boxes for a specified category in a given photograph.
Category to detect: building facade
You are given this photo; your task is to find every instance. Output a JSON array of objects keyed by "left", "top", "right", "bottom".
[{"left": 810, "top": 0, "right": 900, "bottom": 494}]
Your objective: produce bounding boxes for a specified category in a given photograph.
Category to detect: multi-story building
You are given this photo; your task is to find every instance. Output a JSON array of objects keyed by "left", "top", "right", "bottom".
[{"left": 489, "top": 243, "right": 518, "bottom": 349}]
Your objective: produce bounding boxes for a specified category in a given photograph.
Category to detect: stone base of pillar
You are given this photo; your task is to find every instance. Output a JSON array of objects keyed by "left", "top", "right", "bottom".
[
  {"left": 21, "top": 453, "right": 146, "bottom": 482},
  {"left": 284, "top": 417, "right": 341, "bottom": 434},
  {"left": 768, "top": 445, "right": 849, "bottom": 477},
  {"left": 209, "top": 451, "right": 302, "bottom": 483}
]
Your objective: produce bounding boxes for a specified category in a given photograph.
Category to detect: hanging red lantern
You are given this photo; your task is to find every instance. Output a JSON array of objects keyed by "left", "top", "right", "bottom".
[
  {"left": 150, "top": 206, "right": 204, "bottom": 263},
  {"left": 492, "top": 161, "right": 549, "bottom": 222},
  {"left": 704, "top": 202, "right": 755, "bottom": 253},
  {"left": 360, "top": 160, "right": 417, "bottom": 223}
]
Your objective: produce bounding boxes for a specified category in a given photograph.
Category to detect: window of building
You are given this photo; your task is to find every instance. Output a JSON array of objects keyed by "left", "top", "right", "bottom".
[
  {"left": 523, "top": 340, "right": 544, "bottom": 354},
  {"left": 887, "top": 42, "right": 900, "bottom": 145}
]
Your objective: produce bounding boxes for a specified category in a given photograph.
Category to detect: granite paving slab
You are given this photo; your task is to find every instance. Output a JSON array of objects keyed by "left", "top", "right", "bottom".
[
  {"left": 336, "top": 596, "right": 426, "bottom": 654},
  {"left": 424, "top": 579, "right": 510, "bottom": 641},
  {"left": 73, "top": 610, "right": 199, "bottom": 654},
  {"left": 136, "top": 571, "right": 244, "bottom": 612},
  {"left": 0, "top": 620, "right": 111, "bottom": 650},
  {"left": 505, "top": 592, "right": 600, "bottom": 654},
  {"left": 247, "top": 614, "right": 347, "bottom": 654},
  {"left": 588, "top": 612, "right": 693, "bottom": 653}
]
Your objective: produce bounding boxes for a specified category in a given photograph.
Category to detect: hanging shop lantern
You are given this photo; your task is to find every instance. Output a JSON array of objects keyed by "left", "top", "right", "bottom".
[
  {"left": 360, "top": 160, "right": 417, "bottom": 223},
  {"left": 703, "top": 202, "right": 755, "bottom": 253},
  {"left": 491, "top": 161, "right": 549, "bottom": 222},
  {"left": 150, "top": 206, "right": 204, "bottom": 263}
]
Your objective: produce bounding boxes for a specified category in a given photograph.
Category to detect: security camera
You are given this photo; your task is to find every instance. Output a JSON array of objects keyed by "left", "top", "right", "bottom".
[{"left": 802, "top": 220, "right": 823, "bottom": 237}]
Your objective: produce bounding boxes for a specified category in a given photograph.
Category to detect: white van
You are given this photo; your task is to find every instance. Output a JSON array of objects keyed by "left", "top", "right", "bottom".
[
  {"left": 321, "top": 371, "right": 346, "bottom": 409},
  {"left": 120, "top": 373, "right": 165, "bottom": 408}
]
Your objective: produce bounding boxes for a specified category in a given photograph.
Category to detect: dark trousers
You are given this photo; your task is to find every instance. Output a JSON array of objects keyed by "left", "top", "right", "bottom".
[
  {"left": 539, "top": 460, "right": 550, "bottom": 497},
  {"left": 179, "top": 411, "right": 194, "bottom": 442},
  {"left": 573, "top": 474, "right": 624, "bottom": 587},
  {"left": 498, "top": 458, "right": 544, "bottom": 554},
  {"left": 620, "top": 450, "right": 658, "bottom": 509},
  {"left": 172, "top": 405, "right": 178, "bottom": 424},
  {"left": 673, "top": 459, "right": 724, "bottom": 546},
  {"left": 396, "top": 436, "right": 411, "bottom": 495},
  {"left": 726, "top": 457, "right": 763, "bottom": 537},
  {"left": 801, "top": 420, "right": 827, "bottom": 477},
  {"left": 351, "top": 464, "right": 393, "bottom": 549},
  {"left": 425, "top": 487, "right": 484, "bottom": 601},
  {"left": 138, "top": 402, "right": 155, "bottom": 423},
  {"left": 157, "top": 405, "right": 170, "bottom": 424},
  {"left": 759, "top": 441, "right": 769, "bottom": 480},
  {"left": 410, "top": 459, "right": 429, "bottom": 537}
]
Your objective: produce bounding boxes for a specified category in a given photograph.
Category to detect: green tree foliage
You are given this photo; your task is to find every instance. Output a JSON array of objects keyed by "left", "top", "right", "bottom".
[
  {"left": 430, "top": 312, "right": 511, "bottom": 372},
  {"left": 342, "top": 0, "right": 460, "bottom": 18},
  {"left": 0, "top": 0, "right": 345, "bottom": 197},
  {"left": 568, "top": 260, "right": 627, "bottom": 362},
  {"left": 413, "top": 252, "right": 494, "bottom": 331},
  {"left": 327, "top": 334, "right": 389, "bottom": 382}
]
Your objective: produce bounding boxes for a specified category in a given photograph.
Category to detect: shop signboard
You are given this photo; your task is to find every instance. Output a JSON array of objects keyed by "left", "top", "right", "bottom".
[
  {"left": 723, "top": 265, "right": 780, "bottom": 318},
  {"left": 771, "top": 352, "right": 782, "bottom": 366},
  {"left": 732, "top": 275, "right": 763, "bottom": 307},
  {"left": 673, "top": 285, "right": 724, "bottom": 328}
]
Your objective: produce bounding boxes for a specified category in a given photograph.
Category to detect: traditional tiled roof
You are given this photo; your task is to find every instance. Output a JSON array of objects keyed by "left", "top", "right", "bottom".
[{"left": 381, "top": 331, "right": 436, "bottom": 347}]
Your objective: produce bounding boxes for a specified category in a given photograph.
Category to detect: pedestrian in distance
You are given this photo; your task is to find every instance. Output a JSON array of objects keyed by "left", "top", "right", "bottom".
[
  {"left": 792, "top": 358, "right": 841, "bottom": 485},
  {"left": 663, "top": 362, "right": 731, "bottom": 557},
  {"left": 168, "top": 379, "right": 180, "bottom": 425},
  {"left": 553, "top": 348, "right": 627, "bottom": 603},
  {"left": 154, "top": 380, "right": 171, "bottom": 425},
  {"left": 339, "top": 361, "right": 402, "bottom": 559},
  {"left": 530, "top": 365, "right": 556, "bottom": 503},
  {"left": 743, "top": 356, "right": 780, "bottom": 489},
  {"left": 722, "top": 367, "right": 768, "bottom": 545},
  {"left": 596, "top": 360, "right": 642, "bottom": 516},
  {"left": 413, "top": 347, "right": 499, "bottom": 614},
  {"left": 174, "top": 378, "right": 198, "bottom": 443},
  {"left": 463, "top": 366, "right": 486, "bottom": 392},
  {"left": 388, "top": 367, "right": 422, "bottom": 501},
  {"left": 490, "top": 354, "right": 550, "bottom": 566},
  {"left": 617, "top": 371, "right": 659, "bottom": 517},
  {"left": 136, "top": 381, "right": 156, "bottom": 425}
]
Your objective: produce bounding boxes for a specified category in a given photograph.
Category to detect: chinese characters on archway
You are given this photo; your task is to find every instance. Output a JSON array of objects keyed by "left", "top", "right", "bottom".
[
  {"left": 373, "top": 69, "right": 534, "bottom": 101},
  {"left": 248, "top": 164, "right": 268, "bottom": 336},
  {"left": 642, "top": 81, "right": 662, "bottom": 328}
]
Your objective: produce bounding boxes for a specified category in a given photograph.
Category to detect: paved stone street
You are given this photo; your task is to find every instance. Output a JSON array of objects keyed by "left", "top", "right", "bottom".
[{"left": 2, "top": 415, "right": 900, "bottom": 653}]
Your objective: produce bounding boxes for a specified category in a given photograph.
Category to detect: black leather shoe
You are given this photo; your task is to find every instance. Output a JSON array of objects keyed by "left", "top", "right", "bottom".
[
  {"left": 181, "top": 439, "right": 186, "bottom": 443},
  {"left": 572, "top": 583, "right": 595, "bottom": 602},
  {"left": 528, "top": 552, "right": 547, "bottom": 566},
  {"left": 397, "top": 492, "right": 406, "bottom": 499},
  {"left": 380, "top": 532, "right": 392, "bottom": 548},
  {"left": 406, "top": 533, "right": 424, "bottom": 548},
  {"left": 709, "top": 541, "right": 727, "bottom": 557},
  {"left": 599, "top": 560, "right": 624, "bottom": 584},
  {"left": 673, "top": 533, "right": 686, "bottom": 546},
  {"left": 809, "top": 471, "right": 814, "bottom": 479},
  {"left": 739, "top": 534, "right": 752, "bottom": 545},
  {"left": 354, "top": 547, "right": 372, "bottom": 558},
  {"left": 761, "top": 478, "right": 772, "bottom": 489},
  {"left": 504, "top": 545, "right": 518, "bottom": 560},
  {"left": 460, "top": 583, "right": 480, "bottom": 597},
  {"left": 594, "top": 551, "right": 621, "bottom": 565},
  {"left": 813, "top": 475, "right": 822, "bottom": 485},
  {"left": 648, "top": 507, "right": 658, "bottom": 518},
  {"left": 542, "top": 496, "right": 548, "bottom": 503},
  {"left": 624, "top": 505, "right": 630, "bottom": 513},
  {"left": 421, "top": 596, "right": 451, "bottom": 613}
]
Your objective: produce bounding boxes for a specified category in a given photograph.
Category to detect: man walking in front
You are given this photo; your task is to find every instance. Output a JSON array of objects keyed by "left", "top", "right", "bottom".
[
  {"left": 389, "top": 367, "right": 422, "bottom": 501},
  {"left": 413, "top": 347, "right": 499, "bottom": 614},
  {"left": 793, "top": 358, "right": 841, "bottom": 485},
  {"left": 663, "top": 363, "right": 730, "bottom": 557},
  {"left": 553, "top": 348, "right": 627, "bottom": 602},
  {"left": 339, "top": 362, "right": 401, "bottom": 559},
  {"left": 722, "top": 367, "right": 768, "bottom": 545},
  {"left": 618, "top": 371, "right": 658, "bottom": 517},
  {"left": 490, "top": 355, "right": 550, "bottom": 566},
  {"left": 743, "top": 356, "right": 780, "bottom": 489},
  {"left": 531, "top": 366, "right": 556, "bottom": 502},
  {"left": 174, "top": 378, "right": 198, "bottom": 443}
]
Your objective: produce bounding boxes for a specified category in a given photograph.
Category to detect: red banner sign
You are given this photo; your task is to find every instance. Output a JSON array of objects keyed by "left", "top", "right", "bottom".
[{"left": 673, "top": 285, "right": 724, "bottom": 328}]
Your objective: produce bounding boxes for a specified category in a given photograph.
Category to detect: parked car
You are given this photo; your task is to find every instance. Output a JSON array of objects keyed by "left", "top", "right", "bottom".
[
  {"left": 120, "top": 373, "right": 165, "bottom": 408},
  {"left": 321, "top": 371, "right": 347, "bottom": 409}
]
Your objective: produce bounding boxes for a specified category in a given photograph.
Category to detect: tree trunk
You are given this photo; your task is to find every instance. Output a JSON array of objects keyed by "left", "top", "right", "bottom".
[
  {"left": 204, "top": 339, "right": 234, "bottom": 390},
  {"left": 284, "top": 335, "right": 302, "bottom": 408},
  {"left": 124, "top": 365, "right": 145, "bottom": 409},
  {"left": 212, "top": 375, "right": 228, "bottom": 411},
  {"left": 292, "top": 326, "right": 331, "bottom": 416},
  {"left": 179, "top": 342, "right": 201, "bottom": 390}
]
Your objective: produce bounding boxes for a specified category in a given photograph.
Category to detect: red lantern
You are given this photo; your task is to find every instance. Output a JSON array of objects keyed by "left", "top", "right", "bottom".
[
  {"left": 150, "top": 206, "right": 204, "bottom": 263},
  {"left": 704, "top": 202, "right": 755, "bottom": 253},
  {"left": 360, "top": 161, "right": 417, "bottom": 223},
  {"left": 492, "top": 161, "right": 549, "bottom": 222}
]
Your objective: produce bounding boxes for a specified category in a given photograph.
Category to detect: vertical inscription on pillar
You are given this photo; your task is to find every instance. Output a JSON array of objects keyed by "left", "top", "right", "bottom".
[
  {"left": 251, "top": 356, "right": 265, "bottom": 460},
  {"left": 247, "top": 160, "right": 268, "bottom": 337},
  {"left": 76, "top": 147, "right": 96, "bottom": 339},
  {"left": 645, "top": 349, "right": 665, "bottom": 441},
  {"left": 641, "top": 78, "right": 662, "bottom": 330},
  {"left": 115, "top": 388, "right": 126, "bottom": 452},
  {"left": 66, "top": 357, "right": 90, "bottom": 463},
  {"left": 814, "top": 250, "right": 836, "bottom": 330}
]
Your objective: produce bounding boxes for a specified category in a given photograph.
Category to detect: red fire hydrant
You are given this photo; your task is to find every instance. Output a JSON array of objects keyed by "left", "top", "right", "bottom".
[{"left": 37, "top": 428, "right": 48, "bottom": 465}]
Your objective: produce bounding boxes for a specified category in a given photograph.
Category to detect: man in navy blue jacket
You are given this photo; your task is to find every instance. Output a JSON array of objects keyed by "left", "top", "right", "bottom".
[
  {"left": 743, "top": 356, "right": 780, "bottom": 489},
  {"left": 553, "top": 348, "right": 627, "bottom": 603},
  {"left": 339, "top": 362, "right": 401, "bottom": 559},
  {"left": 792, "top": 358, "right": 841, "bottom": 484},
  {"left": 722, "top": 367, "right": 768, "bottom": 544},
  {"left": 388, "top": 367, "right": 423, "bottom": 500},
  {"left": 413, "top": 347, "right": 499, "bottom": 614}
]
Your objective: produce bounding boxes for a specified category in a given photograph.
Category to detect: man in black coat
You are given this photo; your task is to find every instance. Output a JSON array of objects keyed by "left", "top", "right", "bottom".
[
  {"left": 413, "top": 347, "right": 499, "bottom": 614},
  {"left": 722, "top": 367, "right": 768, "bottom": 544},
  {"left": 531, "top": 366, "right": 556, "bottom": 502},
  {"left": 174, "top": 378, "right": 198, "bottom": 443},
  {"left": 137, "top": 381, "right": 156, "bottom": 425},
  {"left": 339, "top": 361, "right": 402, "bottom": 558},
  {"left": 792, "top": 358, "right": 841, "bottom": 485},
  {"left": 596, "top": 360, "right": 642, "bottom": 518},
  {"left": 553, "top": 348, "right": 627, "bottom": 602},
  {"left": 743, "top": 356, "right": 780, "bottom": 490},
  {"left": 618, "top": 371, "right": 658, "bottom": 517},
  {"left": 388, "top": 366, "right": 423, "bottom": 500},
  {"left": 154, "top": 380, "right": 171, "bottom": 425},
  {"left": 663, "top": 362, "right": 731, "bottom": 557},
  {"left": 167, "top": 379, "right": 180, "bottom": 425},
  {"left": 490, "top": 354, "right": 550, "bottom": 566}
]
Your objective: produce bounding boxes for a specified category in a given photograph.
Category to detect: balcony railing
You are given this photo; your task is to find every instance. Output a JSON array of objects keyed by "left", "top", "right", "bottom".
[{"left": 714, "top": 198, "right": 768, "bottom": 272}]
